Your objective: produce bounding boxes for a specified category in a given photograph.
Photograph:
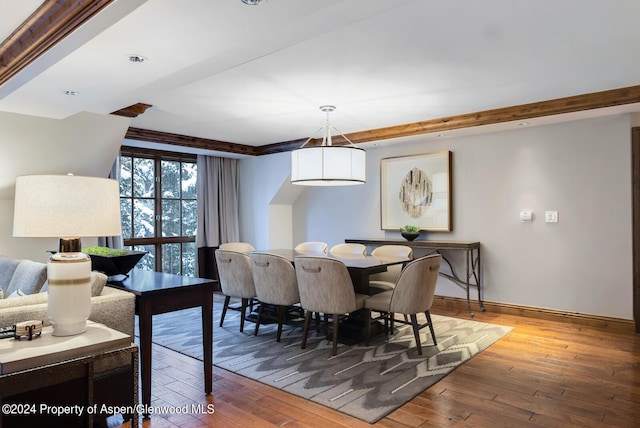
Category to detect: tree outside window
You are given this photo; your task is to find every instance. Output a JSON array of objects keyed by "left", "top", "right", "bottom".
[{"left": 119, "top": 148, "right": 197, "bottom": 276}]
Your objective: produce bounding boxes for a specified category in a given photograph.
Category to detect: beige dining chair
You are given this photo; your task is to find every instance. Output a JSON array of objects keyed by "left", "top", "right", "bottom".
[
  {"left": 329, "top": 243, "right": 366, "bottom": 256},
  {"left": 369, "top": 245, "right": 414, "bottom": 293},
  {"left": 219, "top": 242, "right": 255, "bottom": 253},
  {"left": 249, "top": 252, "right": 300, "bottom": 341},
  {"left": 294, "top": 241, "right": 328, "bottom": 254},
  {"left": 294, "top": 256, "right": 368, "bottom": 356},
  {"left": 214, "top": 249, "right": 257, "bottom": 332},
  {"left": 364, "top": 254, "right": 441, "bottom": 355}
]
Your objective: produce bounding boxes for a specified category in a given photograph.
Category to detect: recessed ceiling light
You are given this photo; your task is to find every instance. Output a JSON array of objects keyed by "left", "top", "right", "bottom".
[
  {"left": 519, "top": 122, "right": 529, "bottom": 126},
  {"left": 62, "top": 90, "right": 79, "bottom": 96},
  {"left": 437, "top": 133, "right": 446, "bottom": 137},
  {"left": 127, "top": 54, "right": 147, "bottom": 63}
]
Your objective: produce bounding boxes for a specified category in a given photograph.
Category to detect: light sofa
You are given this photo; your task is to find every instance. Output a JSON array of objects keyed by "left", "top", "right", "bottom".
[{"left": 0, "top": 256, "right": 135, "bottom": 337}]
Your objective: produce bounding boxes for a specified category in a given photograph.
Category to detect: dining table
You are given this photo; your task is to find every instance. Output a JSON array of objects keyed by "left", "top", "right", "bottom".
[
  {"left": 257, "top": 249, "right": 410, "bottom": 295},
  {"left": 250, "top": 249, "right": 411, "bottom": 345}
]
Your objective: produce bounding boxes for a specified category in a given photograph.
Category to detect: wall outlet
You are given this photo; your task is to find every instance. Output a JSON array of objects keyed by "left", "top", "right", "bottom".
[
  {"left": 520, "top": 210, "right": 533, "bottom": 222},
  {"left": 545, "top": 211, "right": 558, "bottom": 223}
]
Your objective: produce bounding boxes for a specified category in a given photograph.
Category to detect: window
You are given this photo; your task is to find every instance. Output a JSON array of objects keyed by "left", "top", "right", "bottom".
[{"left": 119, "top": 147, "right": 197, "bottom": 276}]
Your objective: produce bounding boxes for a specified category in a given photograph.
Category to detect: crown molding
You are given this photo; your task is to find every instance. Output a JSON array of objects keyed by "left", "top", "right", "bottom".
[
  {"left": 126, "top": 85, "right": 640, "bottom": 156},
  {"left": 124, "top": 127, "right": 260, "bottom": 156},
  {"left": 3, "top": 2, "right": 639, "bottom": 156},
  {"left": 0, "top": 0, "right": 116, "bottom": 87}
]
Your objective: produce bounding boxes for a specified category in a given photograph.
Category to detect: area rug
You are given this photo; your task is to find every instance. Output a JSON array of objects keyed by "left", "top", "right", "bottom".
[{"left": 143, "top": 295, "right": 513, "bottom": 424}]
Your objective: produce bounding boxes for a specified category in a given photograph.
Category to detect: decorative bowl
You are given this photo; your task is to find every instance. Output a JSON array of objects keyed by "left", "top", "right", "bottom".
[
  {"left": 401, "top": 232, "right": 420, "bottom": 241},
  {"left": 88, "top": 251, "right": 147, "bottom": 277}
]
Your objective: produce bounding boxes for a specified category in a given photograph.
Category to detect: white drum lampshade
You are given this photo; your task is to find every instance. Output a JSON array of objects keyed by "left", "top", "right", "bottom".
[
  {"left": 13, "top": 174, "right": 122, "bottom": 336},
  {"left": 291, "top": 105, "right": 366, "bottom": 186},
  {"left": 291, "top": 145, "right": 365, "bottom": 186}
]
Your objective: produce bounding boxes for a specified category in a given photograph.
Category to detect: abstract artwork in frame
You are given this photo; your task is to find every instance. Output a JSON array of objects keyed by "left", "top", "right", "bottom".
[{"left": 380, "top": 150, "right": 452, "bottom": 231}]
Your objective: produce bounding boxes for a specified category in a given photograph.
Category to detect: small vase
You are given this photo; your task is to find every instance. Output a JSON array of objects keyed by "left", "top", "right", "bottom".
[{"left": 401, "top": 232, "right": 420, "bottom": 241}]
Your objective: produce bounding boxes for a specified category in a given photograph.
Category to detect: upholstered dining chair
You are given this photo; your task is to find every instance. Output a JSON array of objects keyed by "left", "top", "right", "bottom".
[
  {"left": 294, "top": 256, "right": 368, "bottom": 356},
  {"left": 294, "top": 241, "right": 328, "bottom": 254},
  {"left": 364, "top": 254, "right": 441, "bottom": 355},
  {"left": 219, "top": 242, "right": 255, "bottom": 253},
  {"left": 214, "top": 249, "right": 257, "bottom": 332},
  {"left": 249, "top": 252, "right": 300, "bottom": 341},
  {"left": 369, "top": 245, "right": 414, "bottom": 293},
  {"left": 329, "top": 243, "right": 366, "bottom": 257}
]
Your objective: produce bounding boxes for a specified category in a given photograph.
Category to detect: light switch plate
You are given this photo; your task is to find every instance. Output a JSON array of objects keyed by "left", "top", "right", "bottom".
[{"left": 545, "top": 211, "right": 558, "bottom": 223}]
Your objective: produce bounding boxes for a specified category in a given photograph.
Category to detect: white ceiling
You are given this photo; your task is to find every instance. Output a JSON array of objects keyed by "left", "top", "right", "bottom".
[{"left": 2, "top": 0, "right": 640, "bottom": 155}]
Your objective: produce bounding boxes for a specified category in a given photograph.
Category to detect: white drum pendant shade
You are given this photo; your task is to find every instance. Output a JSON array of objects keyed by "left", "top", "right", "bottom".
[
  {"left": 291, "top": 145, "right": 365, "bottom": 186},
  {"left": 291, "top": 105, "right": 366, "bottom": 186}
]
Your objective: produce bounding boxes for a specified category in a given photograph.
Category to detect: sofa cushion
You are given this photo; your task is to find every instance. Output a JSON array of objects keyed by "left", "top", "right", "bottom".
[
  {"left": 91, "top": 271, "right": 107, "bottom": 296},
  {"left": 0, "top": 291, "right": 48, "bottom": 310},
  {"left": 7, "top": 259, "right": 47, "bottom": 296},
  {"left": 0, "top": 256, "right": 20, "bottom": 294}
]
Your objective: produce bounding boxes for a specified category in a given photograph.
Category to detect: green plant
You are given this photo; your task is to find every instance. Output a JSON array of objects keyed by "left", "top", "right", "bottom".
[
  {"left": 400, "top": 225, "right": 420, "bottom": 233},
  {"left": 82, "top": 246, "right": 130, "bottom": 257}
]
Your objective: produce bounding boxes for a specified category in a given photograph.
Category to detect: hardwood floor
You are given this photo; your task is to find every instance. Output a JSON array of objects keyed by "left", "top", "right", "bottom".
[{"left": 121, "top": 306, "right": 640, "bottom": 427}]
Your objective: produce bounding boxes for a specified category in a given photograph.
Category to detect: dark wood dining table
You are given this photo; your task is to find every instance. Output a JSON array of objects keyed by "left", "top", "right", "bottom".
[
  {"left": 255, "top": 249, "right": 410, "bottom": 295},
  {"left": 251, "top": 249, "right": 411, "bottom": 344}
]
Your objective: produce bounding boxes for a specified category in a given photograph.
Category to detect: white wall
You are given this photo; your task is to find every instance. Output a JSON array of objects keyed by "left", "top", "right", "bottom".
[
  {"left": 0, "top": 111, "right": 131, "bottom": 261},
  {"left": 238, "top": 114, "right": 633, "bottom": 319}
]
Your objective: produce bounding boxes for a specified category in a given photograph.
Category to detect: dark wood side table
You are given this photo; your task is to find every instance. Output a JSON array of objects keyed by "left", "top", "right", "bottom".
[
  {"left": 346, "top": 238, "right": 484, "bottom": 316},
  {"left": 0, "top": 324, "right": 138, "bottom": 427},
  {"left": 108, "top": 270, "right": 216, "bottom": 415}
]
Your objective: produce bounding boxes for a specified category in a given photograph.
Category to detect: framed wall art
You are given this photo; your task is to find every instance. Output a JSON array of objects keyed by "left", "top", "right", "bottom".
[{"left": 380, "top": 150, "right": 452, "bottom": 231}]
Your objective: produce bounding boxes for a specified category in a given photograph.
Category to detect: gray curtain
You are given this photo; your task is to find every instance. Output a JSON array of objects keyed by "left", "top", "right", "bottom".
[
  {"left": 196, "top": 155, "right": 239, "bottom": 280},
  {"left": 196, "top": 155, "right": 239, "bottom": 247},
  {"left": 98, "top": 156, "right": 123, "bottom": 249}
]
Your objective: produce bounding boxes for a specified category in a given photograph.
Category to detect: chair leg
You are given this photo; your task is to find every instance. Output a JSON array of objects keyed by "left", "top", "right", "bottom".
[
  {"left": 301, "top": 311, "right": 312, "bottom": 349},
  {"left": 410, "top": 314, "right": 423, "bottom": 355},
  {"left": 276, "top": 305, "right": 285, "bottom": 342},
  {"left": 240, "top": 298, "right": 248, "bottom": 333},
  {"left": 220, "top": 296, "right": 231, "bottom": 327},
  {"left": 364, "top": 309, "right": 371, "bottom": 346},
  {"left": 254, "top": 303, "right": 264, "bottom": 336},
  {"left": 425, "top": 310, "right": 437, "bottom": 346},
  {"left": 332, "top": 314, "right": 340, "bottom": 356}
]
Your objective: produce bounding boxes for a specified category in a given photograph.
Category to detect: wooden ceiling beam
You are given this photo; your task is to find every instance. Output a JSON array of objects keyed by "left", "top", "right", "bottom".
[
  {"left": 3, "top": 2, "right": 639, "bottom": 156},
  {"left": 123, "top": 85, "right": 640, "bottom": 156},
  {"left": 125, "top": 127, "right": 260, "bottom": 156},
  {"left": 256, "top": 85, "right": 640, "bottom": 155},
  {"left": 0, "top": 0, "right": 117, "bottom": 87},
  {"left": 111, "top": 103, "right": 153, "bottom": 118}
]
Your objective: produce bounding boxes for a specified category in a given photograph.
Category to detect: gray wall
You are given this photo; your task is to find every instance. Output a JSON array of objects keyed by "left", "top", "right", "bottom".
[
  {"left": 239, "top": 114, "right": 633, "bottom": 319},
  {"left": 0, "top": 111, "right": 130, "bottom": 261}
]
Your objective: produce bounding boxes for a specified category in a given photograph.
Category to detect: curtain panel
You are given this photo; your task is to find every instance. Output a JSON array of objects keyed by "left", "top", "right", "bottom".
[
  {"left": 196, "top": 156, "right": 239, "bottom": 280},
  {"left": 98, "top": 156, "right": 124, "bottom": 249}
]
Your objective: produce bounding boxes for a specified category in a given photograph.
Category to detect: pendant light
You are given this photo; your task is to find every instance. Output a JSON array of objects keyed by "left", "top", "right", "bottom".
[{"left": 291, "top": 105, "right": 366, "bottom": 186}]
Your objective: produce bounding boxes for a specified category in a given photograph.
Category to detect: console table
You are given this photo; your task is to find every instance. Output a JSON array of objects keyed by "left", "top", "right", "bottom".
[
  {"left": 108, "top": 270, "right": 216, "bottom": 416},
  {"left": 346, "top": 238, "right": 484, "bottom": 316}
]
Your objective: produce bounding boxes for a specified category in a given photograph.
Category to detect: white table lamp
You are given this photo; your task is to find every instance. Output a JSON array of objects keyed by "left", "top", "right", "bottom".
[{"left": 13, "top": 174, "right": 122, "bottom": 336}]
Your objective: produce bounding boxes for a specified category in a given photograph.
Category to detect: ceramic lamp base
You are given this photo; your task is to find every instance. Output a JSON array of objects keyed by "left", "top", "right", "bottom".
[{"left": 47, "top": 252, "right": 92, "bottom": 336}]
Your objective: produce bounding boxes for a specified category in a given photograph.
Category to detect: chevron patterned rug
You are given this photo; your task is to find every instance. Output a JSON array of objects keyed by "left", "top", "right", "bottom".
[{"left": 144, "top": 295, "right": 513, "bottom": 424}]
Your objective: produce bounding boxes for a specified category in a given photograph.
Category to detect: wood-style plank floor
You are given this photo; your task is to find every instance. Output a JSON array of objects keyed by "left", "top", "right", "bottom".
[{"left": 121, "top": 306, "right": 640, "bottom": 427}]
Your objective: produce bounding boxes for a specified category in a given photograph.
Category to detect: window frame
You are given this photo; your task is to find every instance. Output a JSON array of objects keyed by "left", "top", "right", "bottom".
[{"left": 119, "top": 146, "right": 197, "bottom": 275}]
